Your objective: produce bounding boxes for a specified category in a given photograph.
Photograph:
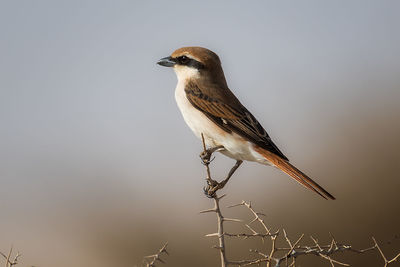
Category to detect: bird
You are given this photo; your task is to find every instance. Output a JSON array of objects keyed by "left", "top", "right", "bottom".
[{"left": 157, "top": 46, "right": 335, "bottom": 200}]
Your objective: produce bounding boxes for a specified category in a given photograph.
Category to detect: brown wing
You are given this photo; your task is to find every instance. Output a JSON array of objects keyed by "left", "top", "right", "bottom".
[{"left": 185, "top": 81, "right": 288, "bottom": 160}]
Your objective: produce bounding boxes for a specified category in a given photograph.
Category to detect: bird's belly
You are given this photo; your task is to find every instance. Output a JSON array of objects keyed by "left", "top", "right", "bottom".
[{"left": 175, "top": 83, "right": 269, "bottom": 164}]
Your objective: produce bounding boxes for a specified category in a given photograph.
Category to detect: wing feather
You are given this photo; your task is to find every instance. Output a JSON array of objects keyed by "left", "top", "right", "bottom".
[{"left": 185, "top": 81, "right": 288, "bottom": 160}]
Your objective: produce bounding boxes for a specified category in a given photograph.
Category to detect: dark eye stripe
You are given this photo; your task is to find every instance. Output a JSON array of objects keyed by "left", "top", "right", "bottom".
[
  {"left": 187, "top": 58, "right": 204, "bottom": 69},
  {"left": 176, "top": 56, "right": 204, "bottom": 69}
]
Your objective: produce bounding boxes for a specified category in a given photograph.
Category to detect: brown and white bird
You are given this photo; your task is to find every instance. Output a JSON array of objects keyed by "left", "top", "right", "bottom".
[{"left": 157, "top": 46, "right": 335, "bottom": 200}]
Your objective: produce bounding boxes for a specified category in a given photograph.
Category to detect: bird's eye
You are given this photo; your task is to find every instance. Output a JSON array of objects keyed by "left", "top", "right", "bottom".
[{"left": 179, "top": 55, "right": 190, "bottom": 64}]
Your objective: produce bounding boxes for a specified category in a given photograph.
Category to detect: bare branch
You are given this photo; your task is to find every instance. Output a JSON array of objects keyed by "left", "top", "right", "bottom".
[
  {"left": 0, "top": 247, "right": 21, "bottom": 267},
  {"left": 206, "top": 195, "right": 228, "bottom": 267},
  {"left": 143, "top": 242, "right": 169, "bottom": 267}
]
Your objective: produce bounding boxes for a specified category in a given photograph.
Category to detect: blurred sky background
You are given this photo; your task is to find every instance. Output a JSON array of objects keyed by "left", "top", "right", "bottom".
[{"left": 1, "top": 1, "right": 400, "bottom": 266}]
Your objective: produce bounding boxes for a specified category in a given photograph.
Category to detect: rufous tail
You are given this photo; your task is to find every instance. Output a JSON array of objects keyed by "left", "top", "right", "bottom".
[{"left": 254, "top": 146, "right": 335, "bottom": 200}]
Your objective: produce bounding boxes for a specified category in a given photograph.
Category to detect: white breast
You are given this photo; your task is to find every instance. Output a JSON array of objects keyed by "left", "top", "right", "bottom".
[
  {"left": 174, "top": 80, "right": 213, "bottom": 140},
  {"left": 174, "top": 78, "right": 270, "bottom": 164}
]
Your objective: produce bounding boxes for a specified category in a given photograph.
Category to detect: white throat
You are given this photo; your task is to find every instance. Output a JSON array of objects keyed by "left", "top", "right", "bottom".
[{"left": 173, "top": 65, "right": 200, "bottom": 82}]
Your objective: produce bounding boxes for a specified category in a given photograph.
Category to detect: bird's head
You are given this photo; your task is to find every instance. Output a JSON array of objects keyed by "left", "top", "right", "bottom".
[{"left": 157, "top": 46, "right": 227, "bottom": 86}]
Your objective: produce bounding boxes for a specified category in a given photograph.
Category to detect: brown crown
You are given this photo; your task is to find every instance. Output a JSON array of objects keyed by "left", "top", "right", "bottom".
[{"left": 171, "top": 46, "right": 221, "bottom": 67}]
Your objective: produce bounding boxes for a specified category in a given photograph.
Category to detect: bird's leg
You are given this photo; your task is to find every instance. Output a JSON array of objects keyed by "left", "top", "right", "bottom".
[
  {"left": 199, "top": 145, "right": 225, "bottom": 165},
  {"left": 204, "top": 160, "right": 243, "bottom": 198},
  {"left": 199, "top": 144, "right": 224, "bottom": 195},
  {"left": 220, "top": 160, "right": 243, "bottom": 188}
]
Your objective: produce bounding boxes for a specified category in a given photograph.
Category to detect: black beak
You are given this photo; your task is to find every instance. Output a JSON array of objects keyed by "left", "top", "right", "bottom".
[{"left": 157, "top": 56, "right": 176, "bottom": 67}]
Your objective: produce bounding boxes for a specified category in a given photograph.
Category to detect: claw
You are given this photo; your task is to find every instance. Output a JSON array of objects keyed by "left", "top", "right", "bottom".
[
  {"left": 199, "top": 145, "right": 224, "bottom": 165},
  {"left": 203, "top": 179, "right": 223, "bottom": 198},
  {"left": 200, "top": 151, "right": 212, "bottom": 165},
  {"left": 201, "top": 156, "right": 215, "bottom": 166},
  {"left": 203, "top": 186, "right": 216, "bottom": 198}
]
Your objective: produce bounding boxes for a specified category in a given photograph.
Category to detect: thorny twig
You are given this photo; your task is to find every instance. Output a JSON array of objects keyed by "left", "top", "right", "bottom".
[
  {"left": 0, "top": 247, "right": 21, "bottom": 267},
  {"left": 199, "top": 136, "right": 400, "bottom": 266},
  {"left": 143, "top": 242, "right": 169, "bottom": 267},
  {"left": 371, "top": 237, "right": 400, "bottom": 267},
  {"left": 200, "top": 194, "right": 231, "bottom": 267},
  {"left": 202, "top": 198, "right": 400, "bottom": 266}
]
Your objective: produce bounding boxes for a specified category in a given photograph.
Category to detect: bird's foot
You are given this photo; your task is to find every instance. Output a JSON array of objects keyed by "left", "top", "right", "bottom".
[
  {"left": 203, "top": 179, "right": 227, "bottom": 198},
  {"left": 199, "top": 146, "right": 224, "bottom": 165},
  {"left": 199, "top": 150, "right": 214, "bottom": 165}
]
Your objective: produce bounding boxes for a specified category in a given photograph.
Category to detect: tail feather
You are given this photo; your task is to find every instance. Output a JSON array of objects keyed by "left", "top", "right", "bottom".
[{"left": 254, "top": 146, "right": 335, "bottom": 200}]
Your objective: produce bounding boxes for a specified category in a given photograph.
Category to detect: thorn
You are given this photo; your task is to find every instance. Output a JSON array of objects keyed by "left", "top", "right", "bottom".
[
  {"left": 199, "top": 208, "right": 217, "bottom": 214},
  {"left": 205, "top": 233, "right": 220, "bottom": 237},
  {"left": 223, "top": 218, "right": 242, "bottom": 222},
  {"left": 227, "top": 201, "right": 245, "bottom": 208},
  {"left": 249, "top": 217, "right": 258, "bottom": 224},
  {"left": 245, "top": 224, "right": 257, "bottom": 234},
  {"left": 217, "top": 194, "right": 227, "bottom": 200}
]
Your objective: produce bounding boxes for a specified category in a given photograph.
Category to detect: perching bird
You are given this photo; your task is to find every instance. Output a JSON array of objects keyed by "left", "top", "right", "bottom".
[{"left": 157, "top": 46, "right": 335, "bottom": 200}]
